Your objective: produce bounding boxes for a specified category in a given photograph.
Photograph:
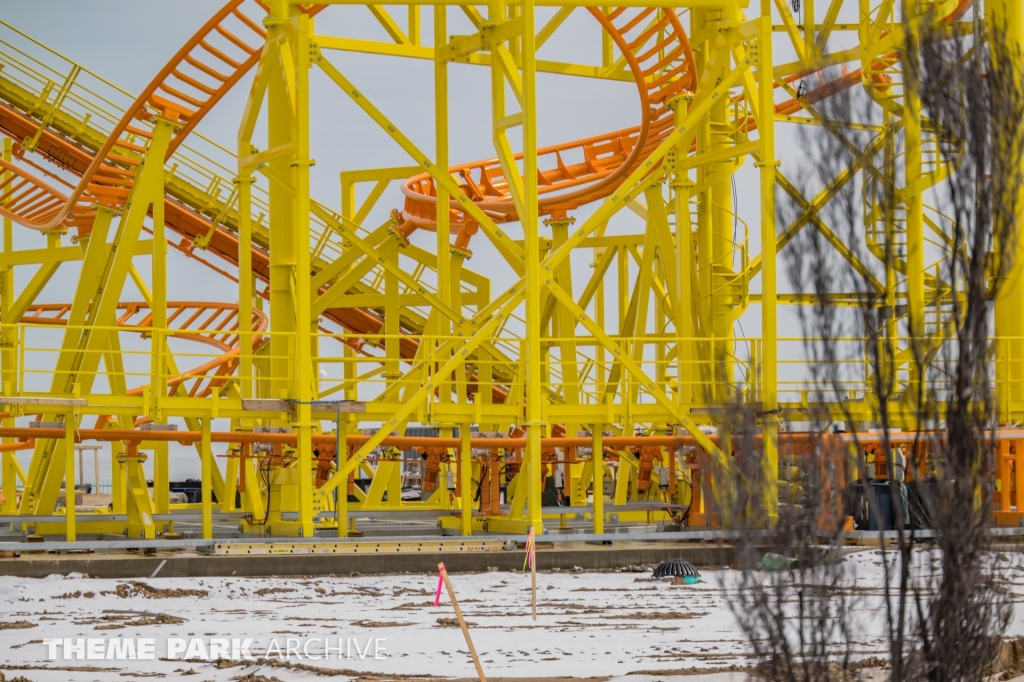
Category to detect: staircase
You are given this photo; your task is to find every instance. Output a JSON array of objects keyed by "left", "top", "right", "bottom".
[{"left": 0, "top": 20, "right": 463, "bottom": 348}]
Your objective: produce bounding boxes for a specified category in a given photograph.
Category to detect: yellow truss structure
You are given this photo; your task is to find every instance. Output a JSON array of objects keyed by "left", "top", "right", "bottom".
[{"left": 0, "top": 0, "right": 1020, "bottom": 540}]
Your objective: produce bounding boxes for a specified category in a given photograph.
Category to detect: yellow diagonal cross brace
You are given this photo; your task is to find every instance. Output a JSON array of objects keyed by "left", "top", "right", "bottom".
[
  {"left": 315, "top": 49, "right": 527, "bottom": 276},
  {"left": 319, "top": 292, "right": 525, "bottom": 493},
  {"left": 544, "top": 278, "right": 729, "bottom": 469}
]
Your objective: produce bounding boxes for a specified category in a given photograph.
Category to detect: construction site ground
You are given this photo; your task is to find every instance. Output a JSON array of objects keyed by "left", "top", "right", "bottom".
[{"left": 1, "top": 550, "right": 1024, "bottom": 681}]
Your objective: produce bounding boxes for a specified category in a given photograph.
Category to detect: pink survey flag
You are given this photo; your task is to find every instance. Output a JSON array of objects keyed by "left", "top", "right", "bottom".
[{"left": 434, "top": 565, "right": 445, "bottom": 607}]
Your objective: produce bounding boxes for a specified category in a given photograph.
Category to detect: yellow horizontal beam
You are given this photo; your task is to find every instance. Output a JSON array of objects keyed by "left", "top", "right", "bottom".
[
  {"left": 315, "top": 35, "right": 632, "bottom": 81},
  {"left": 316, "top": 35, "right": 432, "bottom": 59},
  {"left": 340, "top": 165, "right": 423, "bottom": 184},
  {"left": 682, "top": 140, "right": 759, "bottom": 170},
  {"left": 306, "top": 0, "right": 744, "bottom": 8},
  {"left": 775, "top": 113, "right": 885, "bottom": 133},
  {"left": 239, "top": 142, "right": 296, "bottom": 169},
  {"left": 772, "top": 23, "right": 857, "bottom": 32},
  {"left": 0, "top": 240, "right": 153, "bottom": 267},
  {"left": 577, "top": 234, "right": 645, "bottom": 247},
  {"left": 771, "top": 45, "right": 860, "bottom": 79},
  {"left": 750, "top": 293, "right": 900, "bottom": 307},
  {"left": 325, "top": 292, "right": 429, "bottom": 308}
]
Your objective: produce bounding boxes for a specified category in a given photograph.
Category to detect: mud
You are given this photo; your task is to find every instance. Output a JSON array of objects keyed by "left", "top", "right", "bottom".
[
  {"left": 999, "top": 637, "right": 1024, "bottom": 679},
  {"left": 231, "top": 674, "right": 285, "bottom": 682},
  {"left": 436, "top": 618, "right": 478, "bottom": 628},
  {"left": 113, "top": 581, "right": 208, "bottom": 599},
  {"left": 253, "top": 587, "right": 296, "bottom": 597},
  {"left": 0, "top": 621, "right": 35, "bottom": 630},
  {"left": 605, "top": 611, "right": 707, "bottom": 619},
  {"left": 52, "top": 590, "right": 95, "bottom": 599}
]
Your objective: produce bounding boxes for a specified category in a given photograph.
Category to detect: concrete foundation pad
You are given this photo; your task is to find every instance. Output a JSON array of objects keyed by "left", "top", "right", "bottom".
[{"left": 0, "top": 541, "right": 732, "bottom": 578}]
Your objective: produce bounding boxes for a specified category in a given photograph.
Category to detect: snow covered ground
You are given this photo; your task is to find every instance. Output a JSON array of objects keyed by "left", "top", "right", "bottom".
[{"left": 0, "top": 549, "right": 1021, "bottom": 681}]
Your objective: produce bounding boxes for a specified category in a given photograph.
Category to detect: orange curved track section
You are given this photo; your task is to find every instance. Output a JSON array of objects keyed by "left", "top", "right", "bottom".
[
  {"left": 21, "top": 301, "right": 268, "bottom": 399},
  {"left": 401, "top": 7, "right": 696, "bottom": 234},
  {"left": 0, "top": 2, "right": 330, "bottom": 233}
]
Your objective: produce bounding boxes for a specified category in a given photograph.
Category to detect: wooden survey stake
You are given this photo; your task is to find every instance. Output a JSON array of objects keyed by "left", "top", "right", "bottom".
[
  {"left": 525, "top": 527, "right": 537, "bottom": 620},
  {"left": 438, "top": 562, "right": 487, "bottom": 682}
]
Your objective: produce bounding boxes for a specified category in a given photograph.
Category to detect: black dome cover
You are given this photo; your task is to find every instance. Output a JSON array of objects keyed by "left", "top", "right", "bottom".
[{"left": 652, "top": 559, "right": 700, "bottom": 578}]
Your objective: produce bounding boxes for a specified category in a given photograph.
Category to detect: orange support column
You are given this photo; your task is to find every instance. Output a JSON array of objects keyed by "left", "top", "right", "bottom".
[
  {"left": 995, "top": 439, "right": 1022, "bottom": 525},
  {"left": 1014, "top": 441, "right": 1024, "bottom": 522}
]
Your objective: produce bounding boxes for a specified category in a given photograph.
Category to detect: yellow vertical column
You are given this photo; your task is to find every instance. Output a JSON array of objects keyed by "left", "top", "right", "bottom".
[
  {"left": 549, "top": 217, "right": 579, "bottom": 503},
  {"left": 266, "top": 2, "right": 296, "bottom": 406},
  {"left": 882, "top": 109, "right": 900, "bottom": 395},
  {"left": 112, "top": 444, "right": 126, "bottom": 515},
  {"left": 670, "top": 97, "right": 694, "bottom": 409},
  {"left": 477, "top": 275, "right": 493, "bottom": 427},
  {"left": 235, "top": 173, "right": 255, "bottom": 533},
  {"left": 755, "top": 6, "right": 778, "bottom": 518},
  {"left": 201, "top": 418, "right": 213, "bottom": 539},
  {"left": 904, "top": 16, "right": 925, "bottom": 401},
  {"left": 449, "top": 255, "right": 469, "bottom": 403},
  {"left": 409, "top": 6, "right": 420, "bottom": 45},
  {"left": 710, "top": 111, "right": 733, "bottom": 396},
  {"left": 435, "top": 5, "right": 453, "bottom": 476},
  {"left": 3, "top": 453, "right": 19, "bottom": 515},
  {"left": 522, "top": 0, "right": 543, "bottom": 535},
  {"left": 236, "top": 175, "right": 255, "bottom": 401},
  {"left": 694, "top": 9, "right": 714, "bottom": 397},
  {"left": 592, "top": 427, "right": 604, "bottom": 534},
  {"left": 992, "top": 0, "right": 1024, "bottom": 420},
  {"left": 595, "top": 255, "right": 607, "bottom": 399},
  {"left": 148, "top": 118, "right": 169, "bottom": 529},
  {"left": 64, "top": 418, "right": 76, "bottom": 541},
  {"left": 338, "top": 343, "right": 356, "bottom": 536},
  {"left": 384, "top": 250, "right": 400, "bottom": 385},
  {"left": 803, "top": 0, "right": 814, "bottom": 56},
  {"left": 1, "top": 138, "right": 14, "bottom": 513},
  {"left": 705, "top": 4, "right": 730, "bottom": 389},
  {"left": 601, "top": 7, "right": 613, "bottom": 67},
  {"left": 137, "top": 117, "right": 169, "bottom": 523},
  {"left": 293, "top": 10, "right": 315, "bottom": 537},
  {"left": 337, "top": 409, "right": 348, "bottom": 538},
  {"left": 153, "top": 441, "right": 169, "bottom": 529},
  {"left": 460, "top": 426, "right": 473, "bottom": 535},
  {"left": 150, "top": 145, "right": 167, "bottom": 425}
]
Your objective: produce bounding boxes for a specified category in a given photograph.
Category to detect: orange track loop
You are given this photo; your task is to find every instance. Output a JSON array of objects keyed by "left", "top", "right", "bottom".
[{"left": 401, "top": 7, "right": 695, "bottom": 236}]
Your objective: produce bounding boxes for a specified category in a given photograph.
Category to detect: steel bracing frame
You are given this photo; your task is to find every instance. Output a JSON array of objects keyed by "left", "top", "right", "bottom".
[{"left": 0, "top": 0, "right": 1020, "bottom": 540}]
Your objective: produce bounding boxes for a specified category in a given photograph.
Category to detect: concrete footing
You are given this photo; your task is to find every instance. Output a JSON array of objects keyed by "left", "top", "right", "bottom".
[{"left": 0, "top": 542, "right": 732, "bottom": 579}]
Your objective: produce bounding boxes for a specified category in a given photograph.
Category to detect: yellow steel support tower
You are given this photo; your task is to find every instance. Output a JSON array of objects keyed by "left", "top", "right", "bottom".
[{"left": 0, "top": 0, "right": 1010, "bottom": 541}]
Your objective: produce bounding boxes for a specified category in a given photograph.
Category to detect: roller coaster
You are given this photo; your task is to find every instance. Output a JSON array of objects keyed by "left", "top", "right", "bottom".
[{"left": 0, "top": 0, "right": 1021, "bottom": 542}]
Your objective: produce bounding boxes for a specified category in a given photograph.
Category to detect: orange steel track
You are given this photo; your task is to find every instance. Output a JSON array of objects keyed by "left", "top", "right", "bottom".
[{"left": 17, "top": 301, "right": 268, "bottom": 427}]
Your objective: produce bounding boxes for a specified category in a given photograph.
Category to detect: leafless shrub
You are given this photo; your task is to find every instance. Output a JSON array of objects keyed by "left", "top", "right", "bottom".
[{"left": 721, "top": 9, "right": 1024, "bottom": 682}]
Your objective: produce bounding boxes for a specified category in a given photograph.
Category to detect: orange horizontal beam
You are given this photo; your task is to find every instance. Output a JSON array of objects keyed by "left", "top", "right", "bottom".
[{"left": 0, "top": 427, "right": 825, "bottom": 451}]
